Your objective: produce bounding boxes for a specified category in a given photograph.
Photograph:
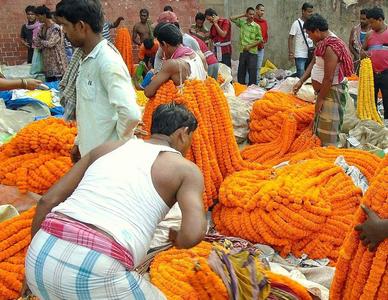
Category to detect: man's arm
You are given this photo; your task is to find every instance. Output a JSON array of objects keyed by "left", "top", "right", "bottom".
[
  {"left": 361, "top": 31, "right": 372, "bottom": 59},
  {"left": 230, "top": 13, "right": 245, "bottom": 22},
  {"left": 101, "top": 62, "right": 141, "bottom": 139},
  {"left": 144, "top": 60, "right": 176, "bottom": 98},
  {"left": 212, "top": 16, "right": 228, "bottom": 38},
  {"left": 174, "top": 163, "right": 206, "bottom": 249},
  {"left": 132, "top": 24, "right": 140, "bottom": 45},
  {"left": 111, "top": 17, "right": 124, "bottom": 29},
  {"left": 31, "top": 141, "right": 125, "bottom": 238},
  {"left": 348, "top": 27, "right": 357, "bottom": 58},
  {"left": 288, "top": 35, "right": 295, "bottom": 60}
]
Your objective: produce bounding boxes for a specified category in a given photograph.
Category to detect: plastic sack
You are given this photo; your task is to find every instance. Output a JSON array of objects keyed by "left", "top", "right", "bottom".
[
  {"left": 335, "top": 156, "right": 369, "bottom": 194},
  {"left": 260, "top": 59, "right": 277, "bottom": 76},
  {"left": 273, "top": 77, "right": 315, "bottom": 103},
  {"left": 0, "top": 184, "right": 39, "bottom": 213},
  {"left": 0, "top": 101, "right": 34, "bottom": 135},
  {"left": 226, "top": 95, "right": 251, "bottom": 144},
  {"left": 349, "top": 120, "right": 388, "bottom": 149},
  {"left": 341, "top": 94, "right": 359, "bottom": 134},
  {"left": 0, "top": 205, "right": 19, "bottom": 223},
  {"left": 238, "top": 85, "right": 267, "bottom": 104},
  {"left": 218, "top": 63, "right": 234, "bottom": 96},
  {"left": 30, "top": 49, "right": 44, "bottom": 75}
]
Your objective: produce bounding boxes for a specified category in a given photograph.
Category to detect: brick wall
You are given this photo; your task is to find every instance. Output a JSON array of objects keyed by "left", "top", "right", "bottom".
[{"left": 0, "top": 0, "right": 201, "bottom": 66}]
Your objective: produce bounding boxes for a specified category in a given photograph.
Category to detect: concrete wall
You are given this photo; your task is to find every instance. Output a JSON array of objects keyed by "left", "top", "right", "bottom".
[
  {"left": 200, "top": 0, "right": 388, "bottom": 68},
  {"left": 0, "top": 0, "right": 201, "bottom": 65}
]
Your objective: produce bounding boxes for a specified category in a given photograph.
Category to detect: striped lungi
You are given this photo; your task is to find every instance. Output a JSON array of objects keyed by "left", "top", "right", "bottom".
[
  {"left": 26, "top": 230, "right": 166, "bottom": 300},
  {"left": 313, "top": 81, "right": 349, "bottom": 146}
]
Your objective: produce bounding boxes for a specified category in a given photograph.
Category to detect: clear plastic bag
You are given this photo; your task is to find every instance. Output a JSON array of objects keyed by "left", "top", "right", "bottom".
[{"left": 0, "top": 101, "right": 34, "bottom": 136}]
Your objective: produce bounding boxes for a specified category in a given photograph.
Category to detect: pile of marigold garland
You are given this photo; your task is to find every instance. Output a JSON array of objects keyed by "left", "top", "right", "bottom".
[
  {"left": 142, "top": 78, "right": 265, "bottom": 209},
  {"left": 115, "top": 27, "right": 134, "bottom": 75},
  {"left": 330, "top": 156, "right": 388, "bottom": 300},
  {"left": 0, "top": 207, "right": 35, "bottom": 300},
  {"left": 0, "top": 118, "right": 75, "bottom": 194},
  {"left": 248, "top": 91, "right": 315, "bottom": 144},
  {"left": 150, "top": 241, "right": 312, "bottom": 300},
  {"left": 213, "top": 159, "right": 363, "bottom": 261}
]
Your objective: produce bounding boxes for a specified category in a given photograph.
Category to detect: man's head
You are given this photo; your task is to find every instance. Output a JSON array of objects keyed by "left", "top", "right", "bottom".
[
  {"left": 204, "top": 8, "right": 217, "bottom": 22},
  {"left": 25, "top": 6, "right": 36, "bottom": 23},
  {"left": 195, "top": 12, "right": 206, "bottom": 28},
  {"left": 154, "top": 22, "right": 182, "bottom": 58},
  {"left": 143, "top": 38, "right": 154, "bottom": 50},
  {"left": 55, "top": 0, "right": 103, "bottom": 48},
  {"left": 255, "top": 4, "right": 265, "bottom": 19},
  {"left": 35, "top": 5, "right": 52, "bottom": 23},
  {"left": 360, "top": 9, "right": 369, "bottom": 28},
  {"left": 151, "top": 103, "right": 198, "bottom": 155},
  {"left": 164, "top": 5, "right": 173, "bottom": 12},
  {"left": 366, "top": 6, "right": 385, "bottom": 32},
  {"left": 303, "top": 13, "right": 329, "bottom": 43},
  {"left": 302, "top": 2, "right": 314, "bottom": 20},
  {"left": 246, "top": 7, "right": 255, "bottom": 23},
  {"left": 140, "top": 8, "right": 149, "bottom": 23}
]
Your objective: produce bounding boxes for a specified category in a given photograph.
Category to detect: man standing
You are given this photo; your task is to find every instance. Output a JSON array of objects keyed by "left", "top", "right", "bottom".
[
  {"left": 133, "top": 9, "right": 153, "bottom": 46},
  {"left": 189, "top": 12, "right": 210, "bottom": 46},
  {"left": 20, "top": 6, "right": 40, "bottom": 64},
  {"left": 349, "top": 9, "right": 370, "bottom": 72},
  {"left": 288, "top": 2, "right": 314, "bottom": 78},
  {"left": 205, "top": 8, "right": 232, "bottom": 68},
  {"left": 364, "top": 7, "right": 388, "bottom": 127},
  {"left": 25, "top": 103, "right": 206, "bottom": 299},
  {"left": 55, "top": 0, "right": 140, "bottom": 162},
  {"left": 231, "top": 7, "right": 263, "bottom": 85},
  {"left": 254, "top": 4, "right": 268, "bottom": 79},
  {"left": 102, "top": 15, "right": 124, "bottom": 42}
]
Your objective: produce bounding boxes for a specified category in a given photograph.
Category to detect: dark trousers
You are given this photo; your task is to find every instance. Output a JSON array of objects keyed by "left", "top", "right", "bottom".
[
  {"left": 46, "top": 76, "right": 63, "bottom": 82},
  {"left": 221, "top": 53, "right": 232, "bottom": 68},
  {"left": 374, "top": 70, "right": 388, "bottom": 119},
  {"left": 27, "top": 47, "right": 33, "bottom": 64},
  {"left": 238, "top": 51, "right": 258, "bottom": 85}
]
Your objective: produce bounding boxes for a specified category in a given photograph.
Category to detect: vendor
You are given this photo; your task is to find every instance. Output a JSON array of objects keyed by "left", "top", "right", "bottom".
[
  {"left": 293, "top": 14, "right": 353, "bottom": 146},
  {"left": 144, "top": 23, "right": 207, "bottom": 98},
  {"left": 0, "top": 78, "right": 42, "bottom": 91},
  {"left": 24, "top": 103, "right": 206, "bottom": 299}
]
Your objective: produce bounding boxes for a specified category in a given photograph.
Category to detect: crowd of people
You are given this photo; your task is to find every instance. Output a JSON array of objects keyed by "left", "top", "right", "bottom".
[{"left": 1, "top": 0, "right": 385, "bottom": 298}]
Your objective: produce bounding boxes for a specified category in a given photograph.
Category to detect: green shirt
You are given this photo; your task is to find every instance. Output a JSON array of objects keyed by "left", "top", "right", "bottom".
[{"left": 232, "top": 19, "right": 263, "bottom": 54}]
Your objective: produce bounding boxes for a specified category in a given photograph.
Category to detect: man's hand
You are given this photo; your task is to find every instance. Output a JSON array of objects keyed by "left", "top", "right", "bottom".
[
  {"left": 212, "top": 15, "right": 220, "bottom": 23},
  {"left": 315, "top": 97, "right": 324, "bottom": 115},
  {"left": 355, "top": 205, "right": 387, "bottom": 251},
  {"left": 169, "top": 229, "right": 178, "bottom": 246},
  {"left": 20, "top": 277, "right": 32, "bottom": 298},
  {"left": 243, "top": 45, "right": 250, "bottom": 51},
  {"left": 288, "top": 52, "right": 295, "bottom": 61},
  {"left": 70, "top": 145, "right": 81, "bottom": 164},
  {"left": 117, "top": 17, "right": 124, "bottom": 22},
  {"left": 25, "top": 79, "right": 43, "bottom": 90},
  {"left": 292, "top": 80, "right": 303, "bottom": 95}
]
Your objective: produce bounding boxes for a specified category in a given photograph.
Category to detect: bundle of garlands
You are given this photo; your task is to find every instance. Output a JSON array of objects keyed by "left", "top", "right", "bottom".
[
  {"left": 330, "top": 156, "right": 388, "bottom": 300},
  {"left": 150, "top": 241, "right": 313, "bottom": 300},
  {"left": 213, "top": 159, "right": 363, "bottom": 261},
  {"left": 357, "top": 58, "right": 383, "bottom": 125},
  {"left": 142, "top": 78, "right": 265, "bottom": 209},
  {"left": 0, "top": 118, "right": 75, "bottom": 194},
  {"left": 0, "top": 207, "right": 35, "bottom": 300},
  {"left": 289, "top": 146, "right": 382, "bottom": 183},
  {"left": 241, "top": 115, "right": 321, "bottom": 167},
  {"left": 115, "top": 27, "right": 134, "bottom": 75},
  {"left": 248, "top": 91, "right": 315, "bottom": 144}
]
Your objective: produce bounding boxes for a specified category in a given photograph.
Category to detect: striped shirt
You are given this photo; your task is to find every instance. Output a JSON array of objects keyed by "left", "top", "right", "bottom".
[
  {"left": 102, "top": 22, "right": 113, "bottom": 42},
  {"left": 232, "top": 19, "right": 263, "bottom": 54}
]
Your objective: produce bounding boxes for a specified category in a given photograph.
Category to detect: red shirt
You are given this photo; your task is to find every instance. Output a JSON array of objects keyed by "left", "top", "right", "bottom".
[
  {"left": 254, "top": 17, "right": 268, "bottom": 49},
  {"left": 367, "top": 28, "right": 388, "bottom": 73},
  {"left": 209, "top": 18, "right": 232, "bottom": 54},
  {"left": 191, "top": 35, "right": 218, "bottom": 65}
]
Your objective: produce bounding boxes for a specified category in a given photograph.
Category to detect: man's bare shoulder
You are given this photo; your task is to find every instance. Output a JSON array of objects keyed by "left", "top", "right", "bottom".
[{"left": 154, "top": 151, "right": 201, "bottom": 177}]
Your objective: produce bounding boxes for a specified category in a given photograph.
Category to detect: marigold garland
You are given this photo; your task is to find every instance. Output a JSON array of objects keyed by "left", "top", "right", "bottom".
[
  {"left": 0, "top": 118, "right": 75, "bottom": 194},
  {"left": 115, "top": 28, "right": 134, "bottom": 75},
  {"left": 233, "top": 82, "right": 247, "bottom": 96},
  {"left": 330, "top": 156, "right": 388, "bottom": 300},
  {"left": 213, "top": 159, "right": 362, "bottom": 260},
  {"left": 0, "top": 207, "right": 35, "bottom": 300},
  {"left": 248, "top": 91, "right": 315, "bottom": 144},
  {"left": 142, "top": 78, "right": 265, "bottom": 209},
  {"left": 356, "top": 58, "right": 383, "bottom": 125}
]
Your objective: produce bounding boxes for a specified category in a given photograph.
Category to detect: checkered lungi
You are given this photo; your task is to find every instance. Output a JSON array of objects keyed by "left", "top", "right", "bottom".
[
  {"left": 25, "top": 230, "right": 166, "bottom": 300},
  {"left": 313, "top": 81, "right": 349, "bottom": 146}
]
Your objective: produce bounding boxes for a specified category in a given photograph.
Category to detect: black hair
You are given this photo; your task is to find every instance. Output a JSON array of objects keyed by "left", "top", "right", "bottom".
[
  {"left": 25, "top": 5, "right": 36, "bottom": 14},
  {"left": 35, "top": 5, "right": 52, "bottom": 18},
  {"left": 256, "top": 4, "right": 264, "bottom": 9},
  {"left": 204, "top": 8, "right": 217, "bottom": 17},
  {"left": 144, "top": 55, "right": 155, "bottom": 68},
  {"left": 143, "top": 38, "right": 154, "bottom": 50},
  {"left": 173, "top": 22, "right": 180, "bottom": 29},
  {"left": 360, "top": 9, "right": 368, "bottom": 15},
  {"left": 195, "top": 12, "right": 206, "bottom": 21},
  {"left": 246, "top": 7, "right": 255, "bottom": 14},
  {"left": 55, "top": 0, "right": 103, "bottom": 33},
  {"left": 154, "top": 22, "right": 182, "bottom": 46},
  {"left": 302, "top": 2, "right": 314, "bottom": 11},
  {"left": 164, "top": 5, "right": 173, "bottom": 12},
  {"left": 140, "top": 8, "right": 149, "bottom": 16},
  {"left": 303, "top": 13, "right": 329, "bottom": 31},
  {"left": 151, "top": 103, "right": 198, "bottom": 136},
  {"left": 366, "top": 6, "right": 385, "bottom": 20}
]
